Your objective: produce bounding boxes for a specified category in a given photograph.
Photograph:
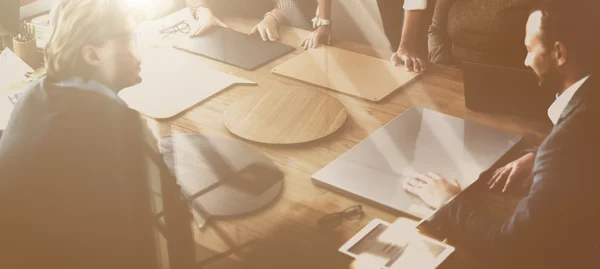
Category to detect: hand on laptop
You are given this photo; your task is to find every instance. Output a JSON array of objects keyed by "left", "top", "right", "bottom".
[
  {"left": 390, "top": 46, "right": 426, "bottom": 73},
  {"left": 190, "top": 7, "right": 229, "bottom": 37},
  {"left": 403, "top": 172, "right": 461, "bottom": 209},
  {"left": 250, "top": 10, "right": 281, "bottom": 42},
  {"left": 301, "top": 26, "right": 331, "bottom": 50},
  {"left": 488, "top": 152, "right": 535, "bottom": 193}
]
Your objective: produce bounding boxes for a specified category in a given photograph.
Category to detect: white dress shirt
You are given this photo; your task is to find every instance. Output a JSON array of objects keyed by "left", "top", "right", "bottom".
[
  {"left": 547, "top": 75, "right": 590, "bottom": 125},
  {"left": 403, "top": 0, "right": 427, "bottom": 10}
]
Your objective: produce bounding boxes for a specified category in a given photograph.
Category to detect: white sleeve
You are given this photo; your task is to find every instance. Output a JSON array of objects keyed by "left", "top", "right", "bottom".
[{"left": 403, "top": 0, "right": 427, "bottom": 10}]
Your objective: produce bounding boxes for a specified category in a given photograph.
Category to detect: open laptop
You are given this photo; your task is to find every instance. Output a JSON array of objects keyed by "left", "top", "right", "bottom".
[
  {"left": 312, "top": 107, "right": 522, "bottom": 218},
  {"left": 463, "top": 61, "right": 554, "bottom": 122}
]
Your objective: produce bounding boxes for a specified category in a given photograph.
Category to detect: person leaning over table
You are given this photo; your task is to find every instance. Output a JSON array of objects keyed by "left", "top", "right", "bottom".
[
  {"left": 185, "top": 0, "right": 299, "bottom": 41},
  {"left": 0, "top": 0, "right": 192, "bottom": 268},
  {"left": 404, "top": 0, "right": 600, "bottom": 268},
  {"left": 302, "top": 0, "right": 431, "bottom": 73},
  {"left": 428, "top": 0, "right": 540, "bottom": 68}
]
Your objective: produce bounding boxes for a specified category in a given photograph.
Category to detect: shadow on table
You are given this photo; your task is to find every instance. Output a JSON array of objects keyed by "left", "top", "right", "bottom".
[{"left": 202, "top": 226, "right": 352, "bottom": 269}]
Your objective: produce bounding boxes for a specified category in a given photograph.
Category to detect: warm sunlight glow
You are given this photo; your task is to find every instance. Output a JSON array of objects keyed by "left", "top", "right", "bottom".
[{"left": 126, "top": 0, "right": 155, "bottom": 8}]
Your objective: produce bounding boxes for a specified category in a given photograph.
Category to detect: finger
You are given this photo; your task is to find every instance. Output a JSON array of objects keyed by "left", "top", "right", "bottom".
[
  {"left": 390, "top": 54, "right": 399, "bottom": 66},
  {"left": 303, "top": 37, "right": 310, "bottom": 50},
  {"left": 488, "top": 168, "right": 503, "bottom": 186},
  {"left": 491, "top": 168, "right": 511, "bottom": 190},
  {"left": 412, "top": 58, "right": 422, "bottom": 73},
  {"left": 427, "top": 172, "right": 443, "bottom": 181},
  {"left": 301, "top": 38, "right": 307, "bottom": 49},
  {"left": 266, "top": 28, "right": 275, "bottom": 41},
  {"left": 404, "top": 57, "right": 415, "bottom": 71},
  {"left": 419, "top": 58, "right": 428, "bottom": 71},
  {"left": 503, "top": 164, "right": 520, "bottom": 193},
  {"left": 404, "top": 178, "right": 422, "bottom": 188},
  {"left": 415, "top": 174, "right": 434, "bottom": 184},
  {"left": 249, "top": 26, "right": 258, "bottom": 35},
  {"left": 258, "top": 27, "right": 268, "bottom": 41},
  {"left": 271, "top": 28, "right": 280, "bottom": 41},
  {"left": 310, "top": 37, "right": 316, "bottom": 49},
  {"left": 403, "top": 184, "right": 419, "bottom": 196},
  {"left": 451, "top": 179, "right": 461, "bottom": 188}
]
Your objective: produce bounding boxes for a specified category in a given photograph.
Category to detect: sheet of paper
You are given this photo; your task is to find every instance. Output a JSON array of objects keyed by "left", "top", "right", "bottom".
[
  {"left": 347, "top": 218, "right": 454, "bottom": 269},
  {"left": 0, "top": 90, "right": 25, "bottom": 130},
  {"left": 0, "top": 48, "right": 34, "bottom": 90}
]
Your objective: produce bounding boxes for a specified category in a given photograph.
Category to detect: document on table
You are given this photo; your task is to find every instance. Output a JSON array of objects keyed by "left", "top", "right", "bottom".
[
  {"left": 0, "top": 48, "right": 32, "bottom": 130},
  {"left": 0, "top": 48, "right": 34, "bottom": 90}
]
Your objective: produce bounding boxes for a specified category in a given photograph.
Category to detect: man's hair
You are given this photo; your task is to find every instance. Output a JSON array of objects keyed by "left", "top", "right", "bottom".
[
  {"left": 45, "top": 0, "right": 130, "bottom": 80},
  {"left": 532, "top": 0, "right": 599, "bottom": 72}
]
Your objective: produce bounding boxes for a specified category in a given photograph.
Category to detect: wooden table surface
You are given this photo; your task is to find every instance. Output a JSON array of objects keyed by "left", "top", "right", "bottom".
[
  {"left": 3, "top": 14, "right": 553, "bottom": 269},
  {"left": 146, "top": 16, "right": 552, "bottom": 269}
]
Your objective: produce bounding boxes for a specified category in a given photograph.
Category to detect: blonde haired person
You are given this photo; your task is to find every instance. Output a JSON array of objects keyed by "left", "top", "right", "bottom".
[{"left": 0, "top": 1, "right": 189, "bottom": 268}]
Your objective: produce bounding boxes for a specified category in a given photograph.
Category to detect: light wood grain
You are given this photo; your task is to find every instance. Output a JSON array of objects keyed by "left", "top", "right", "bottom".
[
  {"left": 224, "top": 88, "right": 348, "bottom": 144},
  {"left": 119, "top": 47, "right": 256, "bottom": 119},
  {"left": 272, "top": 46, "right": 421, "bottom": 102}
]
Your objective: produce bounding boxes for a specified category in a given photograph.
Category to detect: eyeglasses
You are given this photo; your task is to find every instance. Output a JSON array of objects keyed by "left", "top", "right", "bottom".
[
  {"left": 159, "top": 20, "right": 190, "bottom": 39},
  {"left": 317, "top": 205, "right": 365, "bottom": 230}
]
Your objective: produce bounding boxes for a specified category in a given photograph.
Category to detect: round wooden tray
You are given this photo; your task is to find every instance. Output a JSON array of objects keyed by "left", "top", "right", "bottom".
[
  {"left": 159, "top": 134, "right": 283, "bottom": 217},
  {"left": 223, "top": 89, "right": 347, "bottom": 144}
]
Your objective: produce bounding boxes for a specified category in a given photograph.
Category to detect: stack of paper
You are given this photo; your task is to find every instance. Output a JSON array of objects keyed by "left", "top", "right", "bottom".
[{"left": 0, "top": 48, "right": 33, "bottom": 130}]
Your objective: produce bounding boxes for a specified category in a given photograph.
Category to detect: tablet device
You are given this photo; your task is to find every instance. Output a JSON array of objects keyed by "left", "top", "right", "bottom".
[
  {"left": 339, "top": 219, "right": 455, "bottom": 269},
  {"left": 173, "top": 27, "right": 295, "bottom": 71}
]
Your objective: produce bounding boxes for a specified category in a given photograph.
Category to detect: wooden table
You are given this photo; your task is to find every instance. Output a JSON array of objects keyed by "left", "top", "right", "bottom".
[
  {"left": 142, "top": 16, "right": 552, "bottom": 269},
  {"left": 4, "top": 14, "right": 552, "bottom": 269}
]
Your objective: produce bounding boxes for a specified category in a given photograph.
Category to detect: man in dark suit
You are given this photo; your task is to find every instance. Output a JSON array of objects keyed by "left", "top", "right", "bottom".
[{"left": 403, "top": 0, "right": 600, "bottom": 268}]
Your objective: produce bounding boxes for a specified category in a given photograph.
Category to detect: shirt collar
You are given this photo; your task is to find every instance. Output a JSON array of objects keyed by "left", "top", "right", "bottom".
[{"left": 548, "top": 75, "right": 590, "bottom": 124}]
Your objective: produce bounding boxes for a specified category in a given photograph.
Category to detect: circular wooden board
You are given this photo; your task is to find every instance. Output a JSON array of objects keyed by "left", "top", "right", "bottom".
[
  {"left": 224, "top": 89, "right": 348, "bottom": 144},
  {"left": 159, "top": 134, "right": 283, "bottom": 217}
]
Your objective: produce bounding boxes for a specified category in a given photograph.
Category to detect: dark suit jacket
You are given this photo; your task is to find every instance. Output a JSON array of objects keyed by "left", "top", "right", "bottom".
[
  {"left": 428, "top": 0, "right": 538, "bottom": 68},
  {"left": 0, "top": 76, "right": 193, "bottom": 269},
  {"left": 431, "top": 74, "right": 600, "bottom": 269}
]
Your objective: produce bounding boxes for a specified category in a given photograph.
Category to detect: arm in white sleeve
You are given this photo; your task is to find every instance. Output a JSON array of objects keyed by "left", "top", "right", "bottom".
[{"left": 403, "top": 0, "right": 427, "bottom": 11}]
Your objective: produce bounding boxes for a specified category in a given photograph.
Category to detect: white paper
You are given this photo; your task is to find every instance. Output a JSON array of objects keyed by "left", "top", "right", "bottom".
[
  {"left": 0, "top": 90, "right": 25, "bottom": 130},
  {"left": 0, "top": 48, "right": 34, "bottom": 90}
]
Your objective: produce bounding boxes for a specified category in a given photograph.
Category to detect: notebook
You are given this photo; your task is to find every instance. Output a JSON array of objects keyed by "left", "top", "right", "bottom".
[{"left": 173, "top": 27, "right": 295, "bottom": 70}]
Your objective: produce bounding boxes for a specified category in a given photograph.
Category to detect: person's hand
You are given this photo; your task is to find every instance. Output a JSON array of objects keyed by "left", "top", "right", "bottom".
[
  {"left": 403, "top": 172, "right": 461, "bottom": 209},
  {"left": 250, "top": 14, "right": 280, "bottom": 41},
  {"left": 301, "top": 26, "right": 331, "bottom": 49},
  {"left": 390, "top": 46, "right": 427, "bottom": 72},
  {"left": 488, "top": 152, "right": 535, "bottom": 193},
  {"left": 190, "top": 7, "right": 229, "bottom": 37}
]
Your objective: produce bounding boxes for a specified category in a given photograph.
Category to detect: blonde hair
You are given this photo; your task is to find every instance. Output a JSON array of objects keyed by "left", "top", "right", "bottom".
[{"left": 45, "top": 0, "right": 130, "bottom": 80}]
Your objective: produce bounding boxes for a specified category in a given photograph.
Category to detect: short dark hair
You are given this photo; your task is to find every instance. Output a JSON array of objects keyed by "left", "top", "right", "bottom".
[{"left": 532, "top": 0, "right": 600, "bottom": 72}]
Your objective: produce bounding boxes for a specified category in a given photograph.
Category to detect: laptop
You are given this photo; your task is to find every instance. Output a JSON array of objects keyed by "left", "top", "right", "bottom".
[
  {"left": 463, "top": 61, "right": 554, "bottom": 122},
  {"left": 312, "top": 106, "right": 522, "bottom": 218},
  {"left": 173, "top": 27, "right": 295, "bottom": 71}
]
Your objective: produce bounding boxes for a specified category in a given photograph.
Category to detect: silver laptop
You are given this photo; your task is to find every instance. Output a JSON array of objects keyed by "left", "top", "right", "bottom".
[{"left": 312, "top": 106, "right": 522, "bottom": 218}]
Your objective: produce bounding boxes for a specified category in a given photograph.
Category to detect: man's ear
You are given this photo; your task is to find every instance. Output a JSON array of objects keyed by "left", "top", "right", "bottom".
[
  {"left": 553, "top": 41, "right": 568, "bottom": 67},
  {"left": 81, "top": 45, "right": 101, "bottom": 68}
]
